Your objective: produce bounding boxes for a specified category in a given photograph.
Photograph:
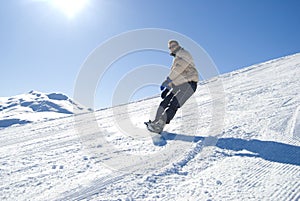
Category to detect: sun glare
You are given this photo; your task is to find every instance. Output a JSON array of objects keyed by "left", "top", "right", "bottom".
[{"left": 51, "top": 0, "right": 88, "bottom": 19}]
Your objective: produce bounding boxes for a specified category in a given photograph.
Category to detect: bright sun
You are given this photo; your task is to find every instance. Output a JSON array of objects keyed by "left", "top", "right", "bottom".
[{"left": 51, "top": 0, "right": 88, "bottom": 19}]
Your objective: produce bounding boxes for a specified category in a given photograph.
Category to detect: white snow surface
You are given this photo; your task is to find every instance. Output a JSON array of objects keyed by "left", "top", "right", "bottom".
[{"left": 1, "top": 53, "right": 300, "bottom": 200}]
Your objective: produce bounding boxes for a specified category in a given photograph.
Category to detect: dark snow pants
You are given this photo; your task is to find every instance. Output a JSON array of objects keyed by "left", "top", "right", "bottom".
[{"left": 154, "top": 81, "right": 197, "bottom": 124}]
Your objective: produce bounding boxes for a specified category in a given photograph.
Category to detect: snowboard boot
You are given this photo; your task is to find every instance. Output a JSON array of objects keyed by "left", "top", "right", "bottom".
[{"left": 147, "top": 118, "right": 166, "bottom": 134}]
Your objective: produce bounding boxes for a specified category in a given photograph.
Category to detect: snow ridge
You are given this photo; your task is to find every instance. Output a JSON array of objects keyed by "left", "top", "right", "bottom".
[{"left": 147, "top": 138, "right": 204, "bottom": 178}]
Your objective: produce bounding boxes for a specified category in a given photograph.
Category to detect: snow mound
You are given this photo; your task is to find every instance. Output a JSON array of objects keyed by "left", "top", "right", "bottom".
[{"left": 0, "top": 90, "right": 92, "bottom": 128}]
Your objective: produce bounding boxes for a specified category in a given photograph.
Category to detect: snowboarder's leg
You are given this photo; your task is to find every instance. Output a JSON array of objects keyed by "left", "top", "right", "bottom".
[
  {"left": 146, "top": 92, "right": 174, "bottom": 133},
  {"left": 148, "top": 91, "right": 183, "bottom": 133},
  {"left": 164, "top": 96, "right": 179, "bottom": 123},
  {"left": 153, "top": 91, "right": 174, "bottom": 123},
  {"left": 176, "top": 81, "right": 197, "bottom": 107},
  {"left": 146, "top": 82, "right": 196, "bottom": 133},
  {"left": 164, "top": 82, "right": 197, "bottom": 124}
]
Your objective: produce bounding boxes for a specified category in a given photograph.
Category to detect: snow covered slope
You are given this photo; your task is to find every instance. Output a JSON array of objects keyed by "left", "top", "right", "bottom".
[
  {"left": 0, "top": 53, "right": 300, "bottom": 200},
  {"left": 0, "top": 90, "right": 92, "bottom": 128}
]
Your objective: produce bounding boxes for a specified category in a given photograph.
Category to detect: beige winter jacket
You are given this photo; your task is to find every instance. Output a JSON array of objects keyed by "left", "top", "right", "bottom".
[{"left": 168, "top": 48, "right": 199, "bottom": 86}]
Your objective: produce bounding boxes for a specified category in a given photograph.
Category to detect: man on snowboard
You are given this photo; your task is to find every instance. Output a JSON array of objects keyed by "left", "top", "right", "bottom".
[{"left": 146, "top": 40, "right": 199, "bottom": 133}]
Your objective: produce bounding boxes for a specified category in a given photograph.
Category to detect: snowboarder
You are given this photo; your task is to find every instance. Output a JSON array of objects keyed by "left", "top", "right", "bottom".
[{"left": 146, "top": 40, "right": 199, "bottom": 133}]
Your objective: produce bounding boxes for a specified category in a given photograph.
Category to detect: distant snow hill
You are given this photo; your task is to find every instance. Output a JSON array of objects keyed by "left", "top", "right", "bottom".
[{"left": 0, "top": 90, "right": 92, "bottom": 128}]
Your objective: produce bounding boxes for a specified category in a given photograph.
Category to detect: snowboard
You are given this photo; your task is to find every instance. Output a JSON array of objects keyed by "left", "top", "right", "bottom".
[{"left": 144, "top": 121, "right": 167, "bottom": 146}]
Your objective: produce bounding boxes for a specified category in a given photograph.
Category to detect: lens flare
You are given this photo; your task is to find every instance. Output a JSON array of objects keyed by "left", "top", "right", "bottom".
[{"left": 51, "top": 0, "right": 88, "bottom": 18}]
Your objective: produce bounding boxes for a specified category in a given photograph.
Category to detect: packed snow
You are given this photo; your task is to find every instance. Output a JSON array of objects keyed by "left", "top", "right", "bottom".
[{"left": 0, "top": 53, "right": 300, "bottom": 200}]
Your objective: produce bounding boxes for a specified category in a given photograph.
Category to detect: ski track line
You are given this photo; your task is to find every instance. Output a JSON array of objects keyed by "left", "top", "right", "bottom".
[
  {"left": 0, "top": 113, "right": 102, "bottom": 158},
  {"left": 155, "top": 139, "right": 205, "bottom": 177},
  {"left": 0, "top": 121, "right": 74, "bottom": 147},
  {"left": 0, "top": 127, "right": 84, "bottom": 183},
  {"left": 1, "top": 142, "right": 82, "bottom": 177},
  {"left": 146, "top": 137, "right": 224, "bottom": 179},
  {"left": 0, "top": 131, "right": 80, "bottom": 160},
  {"left": 0, "top": 111, "right": 96, "bottom": 148},
  {"left": 131, "top": 148, "right": 229, "bottom": 200},
  {"left": 289, "top": 105, "right": 300, "bottom": 140},
  {"left": 54, "top": 172, "right": 129, "bottom": 201}
]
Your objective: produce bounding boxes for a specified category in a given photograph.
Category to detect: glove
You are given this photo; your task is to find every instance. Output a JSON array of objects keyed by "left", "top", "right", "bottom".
[
  {"left": 160, "top": 77, "right": 172, "bottom": 91},
  {"left": 161, "top": 88, "right": 170, "bottom": 99}
]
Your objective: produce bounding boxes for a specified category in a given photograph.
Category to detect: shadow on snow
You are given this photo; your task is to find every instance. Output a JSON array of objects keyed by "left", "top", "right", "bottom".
[
  {"left": 0, "top": 119, "right": 32, "bottom": 128},
  {"left": 163, "top": 132, "right": 300, "bottom": 166}
]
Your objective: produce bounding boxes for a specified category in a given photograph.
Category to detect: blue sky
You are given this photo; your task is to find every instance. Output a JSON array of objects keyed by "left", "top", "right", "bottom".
[{"left": 1, "top": 0, "right": 300, "bottom": 109}]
